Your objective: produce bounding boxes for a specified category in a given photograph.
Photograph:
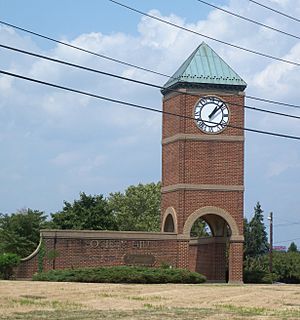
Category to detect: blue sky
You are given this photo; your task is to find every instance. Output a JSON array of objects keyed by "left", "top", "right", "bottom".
[{"left": 0, "top": 0, "right": 300, "bottom": 247}]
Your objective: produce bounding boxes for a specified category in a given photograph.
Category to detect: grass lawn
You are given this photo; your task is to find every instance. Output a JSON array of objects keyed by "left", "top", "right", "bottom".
[{"left": 1, "top": 281, "right": 300, "bottom": 319}]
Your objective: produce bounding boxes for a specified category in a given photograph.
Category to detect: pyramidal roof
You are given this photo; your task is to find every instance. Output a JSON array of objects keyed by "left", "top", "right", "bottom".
[{"left": 162, "top": 42, "right": 247, "bottom": 94}]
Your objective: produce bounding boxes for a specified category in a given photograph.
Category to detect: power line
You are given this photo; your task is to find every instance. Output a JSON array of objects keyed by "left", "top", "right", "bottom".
[
  {"left": 1, "top": 43, "right": 300, "bottom": 121},
  {"left": 274, "top": 222, "right": 300, "bottom": 227},
  {"left": 249, "top": 0, "right": 300, "bottom": 24},
  {"left": 108, "top": 0, "right": 300, "bottom": 68},
  {"left": 1, "top": 19, "right": 300, "bottom": 110},
  {"left": 196, "top": 0, "right": 300, "bottom": 41},
  {"left": 1, "top": 68, "right": 300, "bottom": 141},
  {"left": 274, "top": 237, "right": 300, "bottom": 244},
  {"left": 0, "top": 20, "right": 170, "bottom": 80},
  {"left": 246, "top": 95, "right": 300, "bottom": 110}
]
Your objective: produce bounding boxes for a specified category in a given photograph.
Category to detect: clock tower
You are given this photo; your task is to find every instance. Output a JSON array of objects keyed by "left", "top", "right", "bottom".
[{"left": 161, "top": 42, "right": 246, "bottom": 283}]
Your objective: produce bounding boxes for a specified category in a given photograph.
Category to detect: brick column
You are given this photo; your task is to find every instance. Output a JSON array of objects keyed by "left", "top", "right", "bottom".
[
  {"left": 228, "top": 241, "right": 243, "bottom": 284},
  {"left": 177, "top": 240, "right": 189, "bottom": 269}
]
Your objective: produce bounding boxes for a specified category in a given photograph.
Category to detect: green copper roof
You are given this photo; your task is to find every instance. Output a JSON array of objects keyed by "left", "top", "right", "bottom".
[{"left": 162, "top": 42, "right": 247, "bottom": 93}]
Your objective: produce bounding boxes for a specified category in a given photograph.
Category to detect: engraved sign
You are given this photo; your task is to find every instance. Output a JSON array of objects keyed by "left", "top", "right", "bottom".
[{"left": 124, "top": 254, "right": 155, "bottom": 266}]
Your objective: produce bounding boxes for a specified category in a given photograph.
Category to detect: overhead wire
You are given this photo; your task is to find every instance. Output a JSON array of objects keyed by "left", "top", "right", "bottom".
[
  {"left": 1, "top": 68, "right": 300, "bottom": 141},
  {"left": 196, "top": 0, "right": 300, "bottom": 40},
  {"left": 1, "top": 43, "right": 300, "bottom": 120},
  {"left": 274, "top": 222, "right": 300, "bottom": 227},
  {"left": 1, "top": 19, "right": 300, "bottom": 110},
  {"left": 249, "top": 0, "right": 300, "bottom": 23},
  {"left": 107, "top": 0, "right": 300, "bottom": 68},
  {"left": 274, "top": 237, "right": 300, "bottom": 244},
  {"left": 0, "top": 20, "right": 170, "bottom": 79}
]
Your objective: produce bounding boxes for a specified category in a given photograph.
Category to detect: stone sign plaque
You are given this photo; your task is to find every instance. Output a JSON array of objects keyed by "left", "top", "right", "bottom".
[{"left": 124, "top": 253, "right": 155, "bottom": 266}]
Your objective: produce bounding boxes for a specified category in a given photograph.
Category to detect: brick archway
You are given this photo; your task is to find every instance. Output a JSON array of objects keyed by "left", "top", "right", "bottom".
[
  {"left": 183, "top": 206, "right": 243, "bottom": 283},
  {"left": 161, "top": 207, "right": 178, "bottom": 233},
  {"left": 182, "top": 206, "right": 240, "bottom": 239}
]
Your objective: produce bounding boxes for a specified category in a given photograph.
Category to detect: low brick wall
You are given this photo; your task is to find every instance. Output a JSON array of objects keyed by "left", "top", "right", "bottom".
[{"left": 16, "top": 230, "right": 190, "bottom": 279}]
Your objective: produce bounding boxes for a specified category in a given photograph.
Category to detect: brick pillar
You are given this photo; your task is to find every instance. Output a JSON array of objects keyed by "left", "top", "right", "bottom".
[
  {"left": 177, "top": 240, "right": 189, "bottom": 269},
  {"left": 228, "top": 241, "right": 243, "bottom": 284}
]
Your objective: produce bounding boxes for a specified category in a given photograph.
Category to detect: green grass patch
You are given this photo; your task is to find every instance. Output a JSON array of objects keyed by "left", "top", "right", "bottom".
[
  {"left": 32, "top": 266, "right": 206, "bottom": 284},
  {"left": 218, "top": 304, "right": 267, "bottom": 316}
]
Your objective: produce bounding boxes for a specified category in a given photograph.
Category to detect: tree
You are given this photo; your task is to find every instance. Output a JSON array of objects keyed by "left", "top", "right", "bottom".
[
  {"left": 0, "top": 253, "right": 20, "bottom": 279},
  {"left": 0, "top": 208, "right": 47, "bottom": 257},
  {"left": 288, "top": 242, "right": 298, "bottom": 253},
  {"left": 190, "top": 219, "right": 210, "bottom": 238},
  {"left": 244, "top": 202, "right": 269, "bottom": 258},
  {"left": 51, "top": 192, "right": 117, "bottom": 230},
  {"left": 243, "top": 217, "right": 251, "bottom": 258},
  {"left": 108, "top": 182, "right": 161, "bottom": 231}
]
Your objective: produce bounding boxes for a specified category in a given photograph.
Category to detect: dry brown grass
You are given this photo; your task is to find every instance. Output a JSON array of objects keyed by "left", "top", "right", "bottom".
[{"left": 1, "top": 281, "right": 300, "bottom": 319}]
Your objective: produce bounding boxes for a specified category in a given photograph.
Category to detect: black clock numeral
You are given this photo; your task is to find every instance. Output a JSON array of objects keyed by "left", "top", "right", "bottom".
[
  {"left": 208, "top": 127, "right": 214, "bottom": 133},
  {"left": 198, "top": 121, "right": 207, "bottom": 132}
]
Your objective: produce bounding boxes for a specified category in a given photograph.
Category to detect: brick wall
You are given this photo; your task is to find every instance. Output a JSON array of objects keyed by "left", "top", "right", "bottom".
[
  {"left": 17, "top": 230, "right": 186, "bottom": 279},
  {"left": 189, "top": 240, "right": 227, "bottom": 281}
]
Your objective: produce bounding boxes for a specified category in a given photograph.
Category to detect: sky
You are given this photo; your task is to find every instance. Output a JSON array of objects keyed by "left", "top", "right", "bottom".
[{"left": 0, "top": 0, "right": 299, "bottom": 247}]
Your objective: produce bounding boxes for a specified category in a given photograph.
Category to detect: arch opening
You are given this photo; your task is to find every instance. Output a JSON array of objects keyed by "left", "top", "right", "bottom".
[
  {"left": 190, "top": 217, "right": 212, "bottom": 238},
  {"left": 164, "top": 214, "right": 175, "bottom": 232},
  {"left": 186, "top": 206, "right": 239, "bottom": 283}
]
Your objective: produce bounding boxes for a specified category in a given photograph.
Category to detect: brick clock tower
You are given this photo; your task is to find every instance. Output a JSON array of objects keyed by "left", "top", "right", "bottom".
[{"left": 160, "top": 42, "right": 246, "bottom": 283}]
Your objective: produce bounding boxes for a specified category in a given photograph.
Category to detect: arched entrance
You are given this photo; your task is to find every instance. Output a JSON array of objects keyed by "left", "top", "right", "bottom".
[{"left": 183, "top": 206, "right": 243, "bottom": 283}]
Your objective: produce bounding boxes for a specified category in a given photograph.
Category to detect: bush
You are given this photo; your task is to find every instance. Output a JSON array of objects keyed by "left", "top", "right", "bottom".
[
  {"left": 244, "top": 252, "right": 300, "bottom": 284},
  {"left": 243, "top": 269, "right": 276, "bottom": 284},
  {"left": 33, "top": 266, "right": 206, "bottom": 284},
  {"left": 0, "top": 253, "right": 21, "bottom": 280},
  {"left": 243, "top": 255, "right": 276, "bottom": 284},
  {"left": 272, "top": 251, "right": 300, "bottom": 283}
]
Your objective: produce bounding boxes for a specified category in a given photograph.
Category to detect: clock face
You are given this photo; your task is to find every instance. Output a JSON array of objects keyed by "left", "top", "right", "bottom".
[{"left": 194, "top": 96, "right": 229, "bottom": 134}]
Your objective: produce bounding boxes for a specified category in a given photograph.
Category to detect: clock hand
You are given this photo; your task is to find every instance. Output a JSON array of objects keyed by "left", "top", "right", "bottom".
[{"left": 208, "top": 105, "right": 220, "bottom": 119}]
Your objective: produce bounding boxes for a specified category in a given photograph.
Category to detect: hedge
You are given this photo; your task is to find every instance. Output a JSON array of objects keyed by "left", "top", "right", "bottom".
[{"left": 33, "top": 266, "right": 206, "bottom": 284}]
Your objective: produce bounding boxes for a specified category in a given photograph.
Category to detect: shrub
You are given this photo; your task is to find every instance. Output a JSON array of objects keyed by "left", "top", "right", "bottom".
[
  {"left": 243, "top": 269, "right": 276, "bottom": 284},
  {"left": 244, "top": 252, "right": 300, "bottom": 284},
  {"left": 0, "top": 253, "right": 21, "bottom": 280},
  {"left": 272, "top": 251, "right": 300, "bottom": 283},
  {"left": 243, "top": 255, "right": 276, "bottom": 284},
  {"left": 33, "top": 266, "right": 206, "bottom": 284}
]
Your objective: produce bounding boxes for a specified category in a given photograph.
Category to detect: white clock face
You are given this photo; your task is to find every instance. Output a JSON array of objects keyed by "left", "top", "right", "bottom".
[{"left": 194, "top": 96, "right": 229, "bottom": 134}]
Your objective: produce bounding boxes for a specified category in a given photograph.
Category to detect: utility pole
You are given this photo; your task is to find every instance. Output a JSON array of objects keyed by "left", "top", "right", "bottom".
[{"left": 268, "top": 212, "right": 273, "bottom": 273}]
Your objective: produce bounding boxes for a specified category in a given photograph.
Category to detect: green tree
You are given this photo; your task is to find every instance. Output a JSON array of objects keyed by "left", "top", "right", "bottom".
[
  {"left": 51, "top": 192, "right": 117, "bottom": 230},
  {"left": 245, "top": 202, "right": 269, "bottom": 258},
  {"left": 0, "top": 253, "right": 20, "bottom": 279},
  {"left": 243, "top": 217, "right": 251, "bottom": 258},
  {"left": 288, "top": 242, "right": 298, "bottom": 253},
  {"left": 108, "top": 182, "right": 161, "bottom": 231},
  {"left": 190, "top": 219, "right": 210, "bottom": 238},
  {"left": 0, "top": 209, "right": 47, "bottom": 257}
]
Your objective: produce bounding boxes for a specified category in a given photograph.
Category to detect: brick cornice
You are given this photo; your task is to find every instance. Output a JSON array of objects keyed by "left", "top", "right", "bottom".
[
  {"left": 162, "top": 183, "right": 244, "bottom": 193},
  {"left": 162, "top": 88, "right": 245, "bottom": 101},
  {"left": 162, "top": 133, "right": 244, "bottom": 145},
  {"left": 40, "top": 229, "right": 179, "bottom": 240}
]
